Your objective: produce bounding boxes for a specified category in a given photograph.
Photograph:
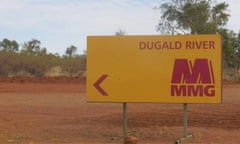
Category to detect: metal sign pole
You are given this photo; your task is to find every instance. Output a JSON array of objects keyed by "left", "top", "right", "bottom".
[
  {"left": 123, "top": 102, "right": 127, "bottom": 139},
  {"left": 176, "top": 103, "right": 192, "bottom": 144},
  {"left": 183, "top": 103, "right": 188, "bottom": 137}
]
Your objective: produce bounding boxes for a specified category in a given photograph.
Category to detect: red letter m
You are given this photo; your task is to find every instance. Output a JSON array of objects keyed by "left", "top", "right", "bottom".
[{"left": 171, "top": 59, "right": 214, "bottom": 84}]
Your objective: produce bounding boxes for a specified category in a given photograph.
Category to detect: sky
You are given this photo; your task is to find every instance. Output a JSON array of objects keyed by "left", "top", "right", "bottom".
[{"left": 0, "top": 0, "right": 239, "bottom": 55}]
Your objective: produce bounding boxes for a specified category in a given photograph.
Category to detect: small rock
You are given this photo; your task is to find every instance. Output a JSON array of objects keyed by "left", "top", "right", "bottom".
[{"left": 125, "top": 136, "right": 138, "bottom": 144}]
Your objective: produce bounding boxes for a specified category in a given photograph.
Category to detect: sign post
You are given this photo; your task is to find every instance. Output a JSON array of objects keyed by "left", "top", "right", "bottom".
[
  {"left": 123, "top": 102, "right": 127, "bottom": 140},
  {"left": 175, "top": 103, "right": 193, "bottom": 144},
  {"left": 87, "top": 35, "right": 222, "bottom": 142},
  {"left": 183, "top": 103, "right": 188, "bottom": 138}
]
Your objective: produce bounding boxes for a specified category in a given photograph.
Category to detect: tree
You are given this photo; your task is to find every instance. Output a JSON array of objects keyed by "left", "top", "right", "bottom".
[
  {"left": 65, "top": 45, "right": 77, "bottom": 58},
  {"left": 21, "top": 39, "right": 41, "bottom": 55},
  {"left": 115, "top": 29, "right": 126, "bottom": 36},
  {"left": 156, "top": 0, "right": 229, "bottom": 34},
  {"left": 0, "top": 38, "right": 19, "bottom": 52},
  {"left": 219, "top": 29, "right": 240, "bottom": 79}
]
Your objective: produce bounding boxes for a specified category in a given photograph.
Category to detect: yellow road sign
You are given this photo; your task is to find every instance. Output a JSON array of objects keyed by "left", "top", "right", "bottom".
[{"left": 87, "top": 35, "right": 222, "bottom": 103}]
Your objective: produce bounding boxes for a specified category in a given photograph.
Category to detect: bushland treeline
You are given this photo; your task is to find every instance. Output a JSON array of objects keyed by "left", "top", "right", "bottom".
[
  {"left": 156, "top": 0, "right": 240, "bottom": 80},
  {"left": 0, "top": 38, "right": 86, "bottom": 77}
]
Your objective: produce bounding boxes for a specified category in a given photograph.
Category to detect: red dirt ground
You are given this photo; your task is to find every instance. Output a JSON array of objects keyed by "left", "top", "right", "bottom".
[{"left": 0, "top": 77, "right": 239, "bottom": 144}]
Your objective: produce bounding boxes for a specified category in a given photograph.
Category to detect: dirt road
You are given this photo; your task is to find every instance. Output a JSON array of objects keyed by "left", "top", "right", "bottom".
[{"left": 0, "top": 80, "right": 239, "bottom": 143}]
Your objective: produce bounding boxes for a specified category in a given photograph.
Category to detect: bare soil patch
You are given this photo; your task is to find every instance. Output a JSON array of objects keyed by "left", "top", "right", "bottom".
[{"left": 0, "top": 78, "right": 239, "bottom": 143}]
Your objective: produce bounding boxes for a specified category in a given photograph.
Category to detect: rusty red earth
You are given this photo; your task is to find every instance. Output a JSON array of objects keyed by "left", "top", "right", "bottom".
[{"left": 0, "top": 77, "right": 239, "bottom": 143}]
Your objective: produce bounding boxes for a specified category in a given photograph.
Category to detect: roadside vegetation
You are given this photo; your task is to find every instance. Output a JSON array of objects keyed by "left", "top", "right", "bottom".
[{"left": 0, "top": 39, "right": 86, "bottom": 77}]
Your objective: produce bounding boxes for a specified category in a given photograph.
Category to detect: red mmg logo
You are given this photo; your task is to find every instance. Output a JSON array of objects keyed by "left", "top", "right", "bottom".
[{"left": 171, "top": 59, "right": 215, "bottom": 97}]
